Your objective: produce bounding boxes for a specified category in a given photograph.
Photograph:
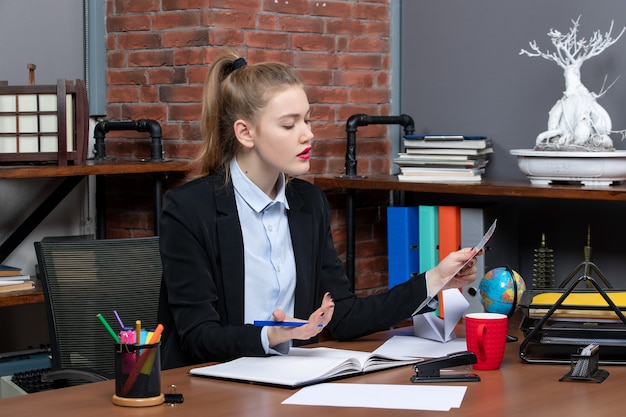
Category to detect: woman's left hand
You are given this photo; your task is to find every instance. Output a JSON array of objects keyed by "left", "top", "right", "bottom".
[{"left": 267, "top": 292, "right": 334, "bottom": 347}]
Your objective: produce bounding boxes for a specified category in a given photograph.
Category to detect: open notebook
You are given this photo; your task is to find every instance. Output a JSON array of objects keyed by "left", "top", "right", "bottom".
[{"left": 189, "top": 335, "right": 467, "bottom": 388}]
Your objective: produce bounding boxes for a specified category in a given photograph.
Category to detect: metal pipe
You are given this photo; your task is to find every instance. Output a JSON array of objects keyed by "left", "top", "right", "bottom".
[
  {"left": 343, "top": 114, "right": 415, "bottom": 178},
  {"left": 93, "top": 119, "right": 164, "bottom": 161},
  {"left": 341, "top": 114, "right": 415, "bottom": 289}
]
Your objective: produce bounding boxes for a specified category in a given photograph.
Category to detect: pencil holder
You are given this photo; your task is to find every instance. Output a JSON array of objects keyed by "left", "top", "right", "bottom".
[
  {"left": 112, "top": 342, "right": 164, "bottom": 407},
  {"left": 559, "top": 347, "right": 609, "bottom": 383}
]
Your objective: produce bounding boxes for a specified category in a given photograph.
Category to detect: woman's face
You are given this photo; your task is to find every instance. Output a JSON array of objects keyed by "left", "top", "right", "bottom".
[{"left": 244, "top": 85, "right": 314, "bottom": 178}]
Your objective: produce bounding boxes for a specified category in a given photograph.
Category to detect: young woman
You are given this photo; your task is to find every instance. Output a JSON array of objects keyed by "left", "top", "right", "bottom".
[{"left": 157, "top": 50, "right": 481, "bottom": 369}]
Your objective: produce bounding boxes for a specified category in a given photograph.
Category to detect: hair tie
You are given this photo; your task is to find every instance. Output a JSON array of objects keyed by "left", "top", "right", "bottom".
[{"left": 230, "top": 57, "right": 247, "bottom": 73}]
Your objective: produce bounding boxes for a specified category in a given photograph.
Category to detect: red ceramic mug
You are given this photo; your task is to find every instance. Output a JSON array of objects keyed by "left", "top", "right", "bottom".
[{"left": 465, "top": 312, "right": 508, "bottom": 370}]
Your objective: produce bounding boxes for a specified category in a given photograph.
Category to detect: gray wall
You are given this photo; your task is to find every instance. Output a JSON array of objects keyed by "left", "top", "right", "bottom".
[
  {"left": 0, "top": 0, "right": 85, "bottom": 354},
  {"left": 399, "top": 1, "right": 626, "bottom": 287},
  {"left": 400, "top": 0, "right": 626, "bottom": 179},
  {"left": 0, "top": 0, "right": 84, "bottom": 84}
]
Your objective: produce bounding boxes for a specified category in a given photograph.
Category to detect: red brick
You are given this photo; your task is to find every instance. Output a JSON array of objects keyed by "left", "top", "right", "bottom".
[
  {"left": 264, "top": 0, "right": 309, "bottom": 14},
  {"left": 152, "top": 11, "right": 202, "bottom": 30},
  {"left": 148, "top": 68, "right": 188, "bottom": 84},
  {"left": 162, "top": 30, "right": 210, "bottom": 48},
  {"left": 168, "top": 103, "right": 203, "bottom": 121},
  {"left": 164, "top": 141, "right": 202, "bottom": 160},
  {"left": 211, "top": 28, "right": 245, "bottom": 46},
  {"left": 107, "top": 15, "right": 151, "bottom": 32},
  {"left": 114, "top": 0, "right": 160, "bottom": 14},
  {"left": 139, "top": 86, "right": 159, "bottom": 102},
  {"left": 162, "top": 0, "right": 208, "bottom": 10},
  {"left": 279, "top": 16, "right": 324, "bottom": 33},
  {"left": 107, "top": 87, "right": 139, "bottom": 105},
  {"left": 355, "top": 3, "right": 389, "bottom": 20},
  {"left": 128, "top": 50, "right": 175, "bottom": 67},
  {"left": 349, "top": 88, "right": 390, "bottom": 104},
  {"left": 118, "top": 33, "right": 162, "bottom": 50},
  {"left": 349, "top": 37, "right": 388, "bottom": 53},
  {"left": 159, "top": 85, "right": 203, "bottom": 103},
  {"left": 212, "top": 0, "right": 261, "bottom": 10},
  {"left": 174, "top": 49, "right": 206, "bottom": 66},
  {"left": 244, "top": 32, "right": 291, "bottom": 50},
  {"left": 120, "top": 104, "right": 168, "bottom": 121},
  {"left": 292, "top": 34, "right": 335, "bottom": 51},
  {"left": 294, "top": 53, "right": 339, "bottom": 69},
  {"left": 258, "top": 14, "right": 278, "bottom": 31},
  {"left": 326, "top": 19, "right": 367, "bottom": 35},
  {"left": 209, "top": 10, "right": 257, "bottom": 29},
  {"left": 340, "top": 54, "right": 385, "bottom": 70},
  {"left": 107, "top": 52, "right": 127, "bottom": 69},
  {"left": 309, "top": 1, "right": 353, "bottom": 18},
  {"left": 108, "top": 69, "right": 148, "bottom": 85},
  {"left": 336, "top": 71, "right": 376, "bottom": 87}
]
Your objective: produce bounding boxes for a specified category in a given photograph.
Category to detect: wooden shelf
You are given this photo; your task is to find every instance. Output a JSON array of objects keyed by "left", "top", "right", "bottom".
[
  {"left": 0, "top": 159, "right": 190, "bottom": 179},
  {"left": 0, "top": 281, "right": 43, "bottom": 308},
  {"left": 313, "top": 175, "right": 626, "bottom": 202},
  {"left": 0, "top": 159, "right": 191, "bottom": 309}
]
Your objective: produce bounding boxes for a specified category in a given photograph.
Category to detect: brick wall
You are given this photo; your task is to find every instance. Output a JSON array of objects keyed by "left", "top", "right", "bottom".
[{"left": 104, "top": 0, "right": 392, "bottom": 295}]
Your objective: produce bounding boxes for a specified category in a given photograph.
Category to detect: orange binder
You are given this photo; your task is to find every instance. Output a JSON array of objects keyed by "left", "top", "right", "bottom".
[{"left": 437, "top": 206, "right": 461, "bottom": 318}]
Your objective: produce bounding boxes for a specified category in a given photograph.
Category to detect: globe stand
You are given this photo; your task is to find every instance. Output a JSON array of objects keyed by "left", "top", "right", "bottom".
[{"left": 505, "top": 266, "right": 519, "bottom": 342}]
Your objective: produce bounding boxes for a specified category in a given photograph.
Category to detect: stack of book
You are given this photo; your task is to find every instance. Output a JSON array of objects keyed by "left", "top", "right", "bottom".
[
  {"left": 0, "top": 264, "right": 34, "bottom": 293},
  {"left": 393, "top": 135, "right": 493, "bottom": 183}
]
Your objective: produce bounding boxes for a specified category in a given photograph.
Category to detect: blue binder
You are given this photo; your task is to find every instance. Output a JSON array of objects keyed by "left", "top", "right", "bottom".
[{"left": 387, "top": 207, "right": 420, "bottom": 289}]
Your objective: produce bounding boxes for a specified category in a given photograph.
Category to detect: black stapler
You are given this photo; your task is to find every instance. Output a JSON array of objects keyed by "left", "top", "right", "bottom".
[{"left": 411, "top": 351, "right": 481, "bottom": 383}]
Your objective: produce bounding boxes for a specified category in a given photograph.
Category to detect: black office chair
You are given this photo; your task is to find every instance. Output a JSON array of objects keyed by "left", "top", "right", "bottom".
[{"left": 34, "top": 236, "right": 162, "bottom": 387}]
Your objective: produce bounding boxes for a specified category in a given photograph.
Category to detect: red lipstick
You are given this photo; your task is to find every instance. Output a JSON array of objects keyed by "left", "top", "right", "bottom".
[{"left": 298, "top": 146, "right": 312, "bottom": 160}]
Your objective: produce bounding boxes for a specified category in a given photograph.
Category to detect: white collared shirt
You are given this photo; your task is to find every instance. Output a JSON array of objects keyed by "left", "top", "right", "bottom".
[{"left": 230, "top": 158, "right": 296, "bottom": 353}]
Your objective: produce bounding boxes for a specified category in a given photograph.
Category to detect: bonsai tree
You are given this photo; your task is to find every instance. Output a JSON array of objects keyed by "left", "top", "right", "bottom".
[{"left": 520, "top": 17, "right": 626, "bottom": 151}]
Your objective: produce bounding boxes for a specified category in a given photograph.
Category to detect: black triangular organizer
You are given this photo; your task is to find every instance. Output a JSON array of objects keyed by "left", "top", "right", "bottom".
[{"left": 519, "top": 274, "right": 626, "bottom": 365}]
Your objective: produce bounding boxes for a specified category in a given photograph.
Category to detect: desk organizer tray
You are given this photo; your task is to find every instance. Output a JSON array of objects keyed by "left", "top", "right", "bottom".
[{"left": 518, "top": 276, "right": 626, "bottom": 365}]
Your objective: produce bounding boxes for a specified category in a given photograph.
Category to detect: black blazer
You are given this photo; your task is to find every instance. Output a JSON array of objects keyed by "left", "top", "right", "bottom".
[{"left": 157, "top": 172, "right": 431, "bottom": 369}]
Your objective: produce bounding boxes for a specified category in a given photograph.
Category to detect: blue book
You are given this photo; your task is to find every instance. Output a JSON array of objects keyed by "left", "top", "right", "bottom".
[
  {"left": 0, "top": 264, "right": 22, "bottom": 277},
  {"left": 386, "top": 207, "right": 420, "bottom": 289}
]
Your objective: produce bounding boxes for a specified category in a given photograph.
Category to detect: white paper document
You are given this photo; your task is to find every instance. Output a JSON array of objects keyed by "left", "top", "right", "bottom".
[
  {"left": 378, "top": 335, "right": 468, "bottom": 359},
  {"left": 282, "top": 383, "right": 467, "bottom": 411},
  {"left": 413, "top": 288, "right": 469, "bottom": 342}
]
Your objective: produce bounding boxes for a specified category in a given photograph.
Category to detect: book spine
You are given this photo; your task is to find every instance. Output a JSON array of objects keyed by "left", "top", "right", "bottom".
[{"left": 386, "top": 207, "right": 420, "bottom": 289}]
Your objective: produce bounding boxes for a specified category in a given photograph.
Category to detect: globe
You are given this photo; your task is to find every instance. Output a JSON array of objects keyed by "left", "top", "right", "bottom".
[{"left": 479, "top": 267, "right": 526, "bottom": 315}]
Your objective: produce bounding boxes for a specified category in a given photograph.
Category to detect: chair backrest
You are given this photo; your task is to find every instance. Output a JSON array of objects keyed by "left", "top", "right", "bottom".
[{"left": 35, "top": 236, "right": 162, "bottom": 377}]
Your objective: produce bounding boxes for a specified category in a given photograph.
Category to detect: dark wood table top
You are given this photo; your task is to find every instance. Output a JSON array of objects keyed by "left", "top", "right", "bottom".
[{"left": 1, "top": 317, "right": 623, "bottom": 417}]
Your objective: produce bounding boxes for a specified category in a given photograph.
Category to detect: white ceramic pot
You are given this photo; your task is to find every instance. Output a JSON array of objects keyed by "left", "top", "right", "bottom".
[{"left": 510, "top": 149, "right": 626, "bottom": 186}]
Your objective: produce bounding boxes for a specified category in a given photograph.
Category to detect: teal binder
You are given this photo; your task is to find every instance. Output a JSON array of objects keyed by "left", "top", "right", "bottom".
[
  {"left": 386, "top": 207, "right": 420, "bottom": 289},
  {"left": 418, "top": 205, "right": 439, "bottom": 273}
]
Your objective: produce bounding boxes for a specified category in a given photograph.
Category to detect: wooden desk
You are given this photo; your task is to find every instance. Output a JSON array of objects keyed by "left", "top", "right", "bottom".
[
  {"left": 0, "top": 159, "right": 190, "bottom": 263},
  {"left": 1, "top": 322, "right": 623, "bottom": 416}
]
